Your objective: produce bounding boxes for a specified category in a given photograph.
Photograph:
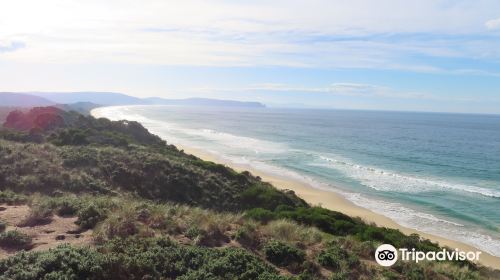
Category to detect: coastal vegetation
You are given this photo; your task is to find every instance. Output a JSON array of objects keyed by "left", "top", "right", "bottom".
[{"left": 0, "top": 107, "right": 497, "bottom": 279}]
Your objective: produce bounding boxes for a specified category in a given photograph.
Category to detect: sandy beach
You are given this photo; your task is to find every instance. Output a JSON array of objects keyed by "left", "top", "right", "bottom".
[
  {"left": 90, "top": 108, "right": 500, "bottom": 269},
  {"left": 175, "top": 144, "right": 500, "bottom": 270}
]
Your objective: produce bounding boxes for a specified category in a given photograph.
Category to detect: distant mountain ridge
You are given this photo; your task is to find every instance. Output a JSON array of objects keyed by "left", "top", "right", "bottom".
[
  {"left": 0, "top": 93, "right": 55, "bottom": 107},
  {"left": 1, "top": 92, "right": 266, "bottom": 108},
  {"left": 144, "top": 97, "right": 265, "bottom": 108},
  {"left": 28, "top": 92, "right": 142, "bottom": 106}
]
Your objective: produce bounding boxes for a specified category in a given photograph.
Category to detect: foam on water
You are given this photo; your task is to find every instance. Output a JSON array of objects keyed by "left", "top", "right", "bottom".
[
  {"left": 93, "top": 106, "right": 288, "bottom": 154},
  {"left": 316, "top": 155, "right": 500, "bottom": 198},
  {"left": 173, "top": 128, "right": 287, "bottom": 154},
  {"left": 187, "top": 149, "right": 500, "bottom": 257},
  {"left": 91, "top": 105, "right": 500, "bottom": 257},
  {"left": 341, "top": 192, "right": 500, "bottom": 256}
]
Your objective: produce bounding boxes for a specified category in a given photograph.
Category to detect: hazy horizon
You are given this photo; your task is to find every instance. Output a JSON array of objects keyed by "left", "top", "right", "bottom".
[{"left": 1, "top": 1, "right": 500, "bottom": 114}]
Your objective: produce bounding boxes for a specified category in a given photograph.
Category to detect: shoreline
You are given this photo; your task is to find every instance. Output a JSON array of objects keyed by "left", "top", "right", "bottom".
[
  {"left": 176, "top": 144, "right": 500, "bottom": 270},
  {"left": 91, "top": 107, "right": 500, "bottom": 270}
]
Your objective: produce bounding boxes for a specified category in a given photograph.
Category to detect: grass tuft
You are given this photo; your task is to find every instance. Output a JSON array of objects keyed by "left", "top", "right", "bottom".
[{"left": 0, "top": 230, "right": 32, "bottom": 249}]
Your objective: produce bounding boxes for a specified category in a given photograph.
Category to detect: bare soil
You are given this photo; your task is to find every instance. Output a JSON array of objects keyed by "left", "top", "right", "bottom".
[{"left": 0, "top": 204, "right": 93, "bottom": 258}]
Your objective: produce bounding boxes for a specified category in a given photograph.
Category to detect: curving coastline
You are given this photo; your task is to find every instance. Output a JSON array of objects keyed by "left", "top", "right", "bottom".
[{"left": 91, "top": 106, "right": 500, "bottom": 269}]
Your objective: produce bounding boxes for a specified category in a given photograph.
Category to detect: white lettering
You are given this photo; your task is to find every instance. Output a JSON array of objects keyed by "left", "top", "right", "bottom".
[{"left": 380, "top": 245, "right": 481, "bottom": 267}]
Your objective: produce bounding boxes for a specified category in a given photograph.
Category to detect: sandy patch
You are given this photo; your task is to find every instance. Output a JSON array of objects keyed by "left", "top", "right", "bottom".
[{"left": 0, "top": 204, "right": 92, "bottom": 258}]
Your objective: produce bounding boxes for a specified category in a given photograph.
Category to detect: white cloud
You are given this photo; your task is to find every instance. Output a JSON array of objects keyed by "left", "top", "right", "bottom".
[
  {"left": 1, "top": 0, "right": 500, "bottom": 70},
  {"left": 485, "top": 18, "right": 500, "bottom": 30},
  {"left": 0, "top": 40, "right": 25, "bottom": 53},
  {"left": 189, "top": 82, "right": 500, "bottom": 103},
  {"left": 191, "top": 83, "right": 436, "bottom": 100}
]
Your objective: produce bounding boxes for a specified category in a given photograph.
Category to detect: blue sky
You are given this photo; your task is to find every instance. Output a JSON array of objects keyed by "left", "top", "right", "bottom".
[{"left": 1, "top": 0, "right": 500, "bottom": 113}]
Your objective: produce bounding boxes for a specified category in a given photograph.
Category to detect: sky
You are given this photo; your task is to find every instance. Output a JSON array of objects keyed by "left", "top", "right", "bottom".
[{"left": 1, "top": 0, "right": 500, "bottom": 113}]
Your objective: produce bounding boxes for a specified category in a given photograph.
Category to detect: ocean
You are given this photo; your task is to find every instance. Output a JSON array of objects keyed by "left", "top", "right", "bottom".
[{"left": 93, "top": 105, "right": 500, "bottom": 257}]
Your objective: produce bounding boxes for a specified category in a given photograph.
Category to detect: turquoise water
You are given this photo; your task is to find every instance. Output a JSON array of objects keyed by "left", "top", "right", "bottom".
[{"left": 94, "top": 105, "right": 500, "bottom": 256}]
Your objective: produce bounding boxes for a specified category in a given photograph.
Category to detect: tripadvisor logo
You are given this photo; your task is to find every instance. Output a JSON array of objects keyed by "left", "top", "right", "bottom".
[
  {"left": 375, "top": 244, "right": 481, "bottom": 267},
  {"left": 375, "top": 244, "right": 398, "bottom": 266}
]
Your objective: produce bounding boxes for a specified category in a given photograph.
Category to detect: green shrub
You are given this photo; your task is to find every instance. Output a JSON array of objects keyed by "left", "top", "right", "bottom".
[
  {"left": 96, "top": 215, "right": 140, "bottom": 240},
  {"left": 0, "top": 230, "right": 32, "bottom": 249},
  {"left": 0, "top": 129, "right": 37, "bottom": 143},
  {"left": 337, "top": 237, "right": 375, "bottom": 258},
  {"left": 317, "top": 245, "right": 346, "bottom": 270},
  {"left": 262, "top": 219, "right": 323, "bottom": 245},
  {"left": 273, "top": 205, "right": 440, "bottom": 253},
  {"left": 185, "top": 226, "right": 204, "bottom": 240},
  {"left": 0, "top": 244, "right": 112, "bottom": 280},
  {"left": 0, "top": 238, "right": 287, "bottom": 280},
  {"left": 192, "top": 159, "right": 240, "bottom": 178},
  {"left": 241, "top": 185, "right": 304, "bottom": 211},
  {"left": 245, "top": 208, "right": 276, "bottom": 223},
  {"left": 0, "top": 191, "right": 28, "bottom": 205},
  {"left": 275, "top": 206, "right": 358, "bottom": 236},
  {"left": 317, "top": 242, "right": 358, "bottom": 270},
  {"left": 76, "top": 204, "right": 106, "bottom": 229},
  {"left": 18, "top": 200, "right": 53, "bottom": 227},
  {"left": 56, "top": 198, "right": 80, "bottom": 216},
  {"left": 356, "top": 226, "right": 439, "bottom": 252},
  {"left": 49, "top": 128, "right": 89, "bottom": 146},
  {"left": 263, "top": 240, "right": 305, "bottom": 267},
  {"left": 297, "top": 261, "right": 321, "bottom": 279},
  {"left": 234, "top": 222, "right": 260, "bottom": 248},
  {"left": 1, "top": 125, "right": 307, "bottom": 212}
]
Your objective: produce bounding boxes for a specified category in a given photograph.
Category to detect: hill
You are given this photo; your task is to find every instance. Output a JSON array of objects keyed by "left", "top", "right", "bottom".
[
  {"left": 23, "top": 92, "right": 266, "bottom": 108},
  {"left": 29, "top": 92, "right": 144, "bottom": 106},
  {"left": 0, "top": 107, "right": 497, "bottom": 279},
  {"left": 56, "top": 102, "right": 102, "bottom": 115},
  {"left": 0, "top": 93, "right": 55, "bottom": 107},
  {"left": 144, "top": 97, "right": 266, "bottom": 108}
]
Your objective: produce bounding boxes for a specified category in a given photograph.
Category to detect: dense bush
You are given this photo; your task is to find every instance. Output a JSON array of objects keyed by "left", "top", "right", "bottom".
[
  {"left": 0, "top": 140, "right": 306, "bottom": 212},
  {"left": 192, "top": 160, "right": 241, "bottom": 179},
  {"left": 185, "top": 226, "right": 204, "bottom": 240},
  {"left": 0, "top": 129, "right": 38, "bottom": 143},
  {"left": 275, "top": 206, "right": 359, "bottom": 236},
  {"left": 0, "top": 191, "right": 28, "bottom": 205},
  {"left": 356, "top": 227, "right": 439, "bottom": 252},
  {"left": 263, "top": 240, "right": 305, "bottom": 268},
  {"left": 234, "top": 222, "right": 260, "bottom": 248},
  {"left": 49, "top": 128, "right": 90, "bottom": 145},
  {"left": 0, "top": 230, "right": 32, "bottom": 249},
  {"left": 241, "top": 185, "right": 306, "bottom": 211},
  {"left": 255, "top": 205, "right": 363, "bottom": 236},
  {"left": 245, "top": 208, "right": 276, "bottom": 223},
  {"left": 317, "top": 242, "right": 358, "bottom": 270},
  {"left": 0, "top": 237, "right": 288, "bottom": 280},
  {"left": 76, "top": 204, "right": 107, "bottom": 229},
  {"left": 56, "top": 198, "right": 80, "bottom": 216},
  {"left": 261, "top": 220, "right": 323, "bottom": 246},
  {"left": 98, "top": 216, "right": 141, "bottom": 240},
  {"left": 245, "top": 205, "right": 441, "bottom": 253}
]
